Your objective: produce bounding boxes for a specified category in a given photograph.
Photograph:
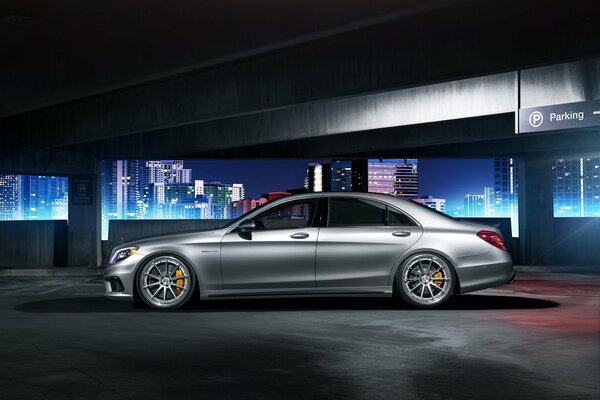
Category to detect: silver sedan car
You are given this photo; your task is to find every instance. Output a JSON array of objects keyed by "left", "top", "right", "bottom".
[{"left": 104, "top": 192, "right": 514, "bottom": 309}]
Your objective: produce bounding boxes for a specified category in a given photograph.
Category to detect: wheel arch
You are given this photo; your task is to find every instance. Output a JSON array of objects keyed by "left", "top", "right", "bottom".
[
  {"left": 389, "top": 249, "right": 461, "bottom": 295},
  {"left": 132, "top": 251, "right": 201, "bottom": 302}
]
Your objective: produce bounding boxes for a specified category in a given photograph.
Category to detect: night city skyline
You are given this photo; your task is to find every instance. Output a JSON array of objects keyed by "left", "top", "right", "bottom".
[
  {"left": 2, "top": 157, "right": 598, "bottom": 241},
  {"left": 183, "top": 159, "right": 495, "bottom": 209},
  {"left": 98, "top": 158, "right": 519, "bottom": 240}
]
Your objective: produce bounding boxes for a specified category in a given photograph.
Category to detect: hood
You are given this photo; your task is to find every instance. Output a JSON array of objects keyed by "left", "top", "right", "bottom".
[{"left": 114, "top": 228, "right": 222, "bottom": 250}]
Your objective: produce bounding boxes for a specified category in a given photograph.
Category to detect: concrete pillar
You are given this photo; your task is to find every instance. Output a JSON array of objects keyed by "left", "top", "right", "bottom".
[
  {"left": 518, "top": 157, "right": 555, "bottom": 265},
  {"left": 68, "top": 165, "right": 101, "bottom": 267}
]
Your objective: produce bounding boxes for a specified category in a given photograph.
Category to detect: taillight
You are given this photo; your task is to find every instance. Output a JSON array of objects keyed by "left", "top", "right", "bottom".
[{"left": 476, "top": 230, "right": 507, "bottom": 251}]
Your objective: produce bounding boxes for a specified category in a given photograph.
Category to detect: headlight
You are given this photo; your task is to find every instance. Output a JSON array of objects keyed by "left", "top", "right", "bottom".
[{"left": 108, "top": 246, "right": 139, "bottom": 265}]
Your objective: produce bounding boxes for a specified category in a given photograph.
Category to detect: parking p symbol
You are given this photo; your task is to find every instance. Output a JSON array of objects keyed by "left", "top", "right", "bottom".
[{"left": 529, "top": 111, "right": 543, "bottom": 128}]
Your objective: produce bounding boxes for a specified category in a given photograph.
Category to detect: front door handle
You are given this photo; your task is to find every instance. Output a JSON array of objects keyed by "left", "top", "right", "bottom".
[
  {"left": 392, "top": 231, "right": 411, "bottom": 237},
  {"left": 290, "top": 232, "right": 309, "bottom": 239}
]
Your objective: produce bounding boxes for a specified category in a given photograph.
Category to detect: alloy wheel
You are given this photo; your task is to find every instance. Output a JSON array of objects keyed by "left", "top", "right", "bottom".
[
  {"left": 138, "top": 256, "right": 195, "bottom": 309},
  {"left": 397, "top": 254, "right": 454, "bottom": 308}
]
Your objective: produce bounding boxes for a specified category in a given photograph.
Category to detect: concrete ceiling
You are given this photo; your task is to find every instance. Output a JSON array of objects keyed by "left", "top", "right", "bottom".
[
  {"left": 0, "top": 0, "right": 450, "bottom": 117},
  {"left": 1, "top": 0, "right": 599, "bottom": 175}
]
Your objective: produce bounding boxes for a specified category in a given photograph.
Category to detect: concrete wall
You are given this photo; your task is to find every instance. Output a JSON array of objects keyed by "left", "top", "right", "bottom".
[
  {"left": 0, "top": 221, "right": 68, "bottom": 267},
  {"left": 553, "top": 218, "right": 600, "bottom": 266}
]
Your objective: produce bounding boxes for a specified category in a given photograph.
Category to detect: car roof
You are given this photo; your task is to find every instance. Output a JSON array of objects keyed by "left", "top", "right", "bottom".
[{"left": 256, "top": 191, "right": 457, "bottom": 227}]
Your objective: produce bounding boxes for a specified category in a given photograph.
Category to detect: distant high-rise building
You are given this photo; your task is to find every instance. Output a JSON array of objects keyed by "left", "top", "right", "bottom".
[
  {"left": 464, "top": 193, "right": 486, "bottom": 217},
  {"left": 23, "top": 176, "right": 69, "bottom": 220},
  {"left": 0, "top": 175, "right": 22, "bottom": 221},
  {"left": 101, "top": 159, "right": 247, "bottom": 238},
  {"left": 351, "top": 159, "right": 369, "bottom": 192},
  {"left": 413, "top": 196, "right": 446, "bottom": 212},
  {"left": 148, "top": 182, "right": 216, "bottom": 220},
  {"left": 306, "top": 163, "right": 331, "bottom": 192},
  {"left": 0, "top": 175, "right": 69, "bottom": 222},
  {"left": 203, "top": 182, "right": 243, "bottom": 219},
  {"left": 146, "top": 160, "right": 191, "bottom": 184},
  {"left": 494, "top": 158, "right": 519, "bottom": 236},
  {"left": 368, "top": 159, "right": 418, "bottom": 198},
  {"left": 310, "top": 159, "right": 369, "bottom": 193},
  {"left": 101, "top": 160, "right": 144, "bottom": 221},
  {"left": 194, "top": 180, "right": 204, "bottom": 196},
  {"left": 553, "top": 158, "right": 600, "bottom": 217},
  {"left": 102, "top": 160, "right": 146, "bottom": 237},
  {"left": 231, "top": 183, "right": 245, "bottom": 202},
  {"left": 331, "top": 161, "right": 353, "bottom": 192},
  {"left": 483, "top": 186, "right": 495, "bottom": 217}
]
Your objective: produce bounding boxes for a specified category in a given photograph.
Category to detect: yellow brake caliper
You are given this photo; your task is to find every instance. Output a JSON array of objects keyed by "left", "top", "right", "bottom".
[
  {"left": 175, "top": 268, "right": 184, "bottom": 295},
  {"left": 433, "top": 271, "right": 444, "bottom": 287}
]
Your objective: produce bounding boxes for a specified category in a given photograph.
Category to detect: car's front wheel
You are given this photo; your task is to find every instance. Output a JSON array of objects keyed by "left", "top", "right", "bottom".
[
  {"left": 137, "top": 255, "right": 196, "bottom": 309},
  {"left": 395, "top": 253, "right": 455, "bottom": 308}
]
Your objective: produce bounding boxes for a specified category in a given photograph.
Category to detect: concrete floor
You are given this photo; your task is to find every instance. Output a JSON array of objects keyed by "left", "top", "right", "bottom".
[{"left": 0, "top": 273, "right": 598, "bottom": 400}]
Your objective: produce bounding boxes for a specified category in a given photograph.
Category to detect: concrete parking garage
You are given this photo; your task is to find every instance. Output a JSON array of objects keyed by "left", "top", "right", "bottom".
[{"left": 1, "top": 1, "right": 600, "bottom": 399}]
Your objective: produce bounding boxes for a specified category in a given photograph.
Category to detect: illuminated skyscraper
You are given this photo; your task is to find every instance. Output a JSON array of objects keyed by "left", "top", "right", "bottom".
[
  {"left": 306, "top": 163, "right": 331, "bottom": 192},
  {"left": 331, "top": 161, "right": 353, "bottom": 192},
  {"left": 101, "top": 160, "right": 145, "bottom": 238},
  {"left": 231, "top": 183, "right": 245, "bottom": 202},
  {"left": 494, "top": 158, "right": 519, "bottom": 236},
  {"left": 23, "top": 176, "right": 69, "bottom": 220},
  {"left": 203, "top": 182, "right": 244, "bottom": 219},
  {"left": 0, "top": 175, "right": 69, "bottom": 221},
  {"left": 146, "top": 160, "right": 191, "bottom": 184},
  {"left": 0, "top": 175, "right": 22, "bottom": 221},
  {"left": 553, "top": 158, "right": 600, "bottom": 217},
  {"left": 368, "top": 159, "right": 418, "bottom": 198},
  {"left": 483, "top": 186, "right": 495, "bottom": 217},
  {"left": 464, "top": 193, "right": 485, "bottom": 217}
]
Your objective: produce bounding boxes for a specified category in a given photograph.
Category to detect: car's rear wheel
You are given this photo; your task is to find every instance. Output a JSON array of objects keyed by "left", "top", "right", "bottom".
[
  {"left": 395, "top": 253, "right": 455, "bottom": 308},
  {"left": 137, "top": 255, "right": 196, "bottom": 309}
]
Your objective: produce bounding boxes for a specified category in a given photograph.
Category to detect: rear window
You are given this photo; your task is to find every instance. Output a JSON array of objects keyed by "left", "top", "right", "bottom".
[
  {"left": 329, "top": 197, "right": 416, "bottom": 227},
  {"left": 329, "top": 198, "right": 385, "bottom": 227}
]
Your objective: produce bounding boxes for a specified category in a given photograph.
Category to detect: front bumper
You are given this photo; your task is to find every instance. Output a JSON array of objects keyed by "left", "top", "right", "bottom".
[{"left": 104, "top": 252, "right": 144, "bottom": 302}]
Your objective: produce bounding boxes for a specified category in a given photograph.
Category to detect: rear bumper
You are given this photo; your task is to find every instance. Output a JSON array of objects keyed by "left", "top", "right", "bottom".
[
  {"left": 455, "top": 254, "right": 514, "bottom": 294},
  {"left": 506, "top": 272, "right": 516, "bottom": 285}
]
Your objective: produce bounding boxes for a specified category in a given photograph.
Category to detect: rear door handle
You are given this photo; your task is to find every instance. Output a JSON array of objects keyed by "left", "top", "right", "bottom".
[
  {"left": 392, "top": 231, "right": 411, "bottom": 237},
  {"left": 290, "top": 232, "right": 309, "bottom": 239}
]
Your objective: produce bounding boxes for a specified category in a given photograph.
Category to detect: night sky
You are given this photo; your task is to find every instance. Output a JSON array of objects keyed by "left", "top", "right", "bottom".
[
  {"left": 418, "top": 159, "right": 495, "bottom": 210},
  {"left": 185, "top": 159, "right": 494, "bottom": 210}
]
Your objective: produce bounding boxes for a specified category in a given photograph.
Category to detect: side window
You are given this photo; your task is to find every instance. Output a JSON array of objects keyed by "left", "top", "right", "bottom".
[
  {"left": 253, "top": 200, "right": 317, "bottom": 230},
  {"left": 388, "top": 207, "right": 415, "bottom": 226},
  {"left": 329, "top": 198, "right": 386, "bottom": 227}
]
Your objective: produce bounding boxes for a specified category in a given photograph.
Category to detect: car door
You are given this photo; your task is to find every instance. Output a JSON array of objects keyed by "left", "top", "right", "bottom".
[
  {"left": 316, "top": 197, "right": 422, "bottom": 288},
  {"left": 220, "top": 198, "right": 320, "bottom": 289}
]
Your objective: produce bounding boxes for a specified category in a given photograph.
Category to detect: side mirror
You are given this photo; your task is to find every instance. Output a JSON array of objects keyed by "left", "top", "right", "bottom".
[{"left": 237, "top": 220, "right": 256, "bottom": 232}]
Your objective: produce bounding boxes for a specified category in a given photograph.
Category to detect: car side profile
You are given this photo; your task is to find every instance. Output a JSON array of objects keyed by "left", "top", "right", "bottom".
[{"left": 104, "top": 192, "right": 514, "bottom": 309}]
